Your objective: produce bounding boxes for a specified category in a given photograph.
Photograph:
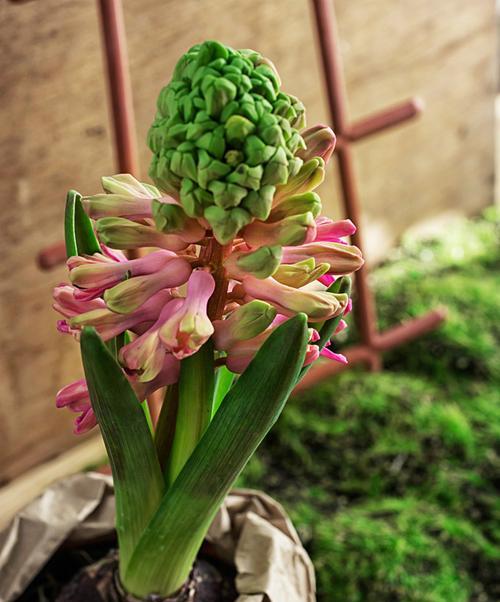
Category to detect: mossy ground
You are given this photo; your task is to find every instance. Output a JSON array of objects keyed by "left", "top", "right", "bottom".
[{"left": 239, "top": 208, "right": 500, "bottom": 601}]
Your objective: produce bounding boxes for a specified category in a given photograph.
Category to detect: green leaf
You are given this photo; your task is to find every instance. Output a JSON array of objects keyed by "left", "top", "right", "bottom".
[
  {"left": 64, "top": 189, "right": 101, "bottom": 258},
  {"left": 64, "top": 190, "right": 78, "bottom": 258},
  {"left": 123, "top": 314, "right": 308, "bottom": 597},
  {"left": 80, "top": 327, "right": 165, "bottom": 577}
]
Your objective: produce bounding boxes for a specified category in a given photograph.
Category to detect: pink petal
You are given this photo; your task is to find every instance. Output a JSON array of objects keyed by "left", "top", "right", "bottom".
[
  {"left": 321, "top": 347, "right": 348, "bottom": 364},
  {"left": 318, "top": 274, "right": 336, "bottom": 287}
]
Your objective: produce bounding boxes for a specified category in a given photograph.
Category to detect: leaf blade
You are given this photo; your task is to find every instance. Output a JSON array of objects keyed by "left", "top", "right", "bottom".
[
  {"left": 64, "top": 189, "right": 101, "bottom": 258},
  {"left": 64, "top": 190, "right": 78, "bottom": 258},
  {"left": 74, "top": 195, "right": 101, "bottom": 255},
  {"left": 80, "top": 327, "right": 165, "bottom": 576}
]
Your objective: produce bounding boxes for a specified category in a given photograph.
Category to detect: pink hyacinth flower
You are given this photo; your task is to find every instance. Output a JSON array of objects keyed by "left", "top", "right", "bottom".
[
  {"left": 321, "top": 346, "right": 348, "bottom": 365},
  {"left": 56, "top": 379, "right": 97, "bottom": 434},
  {"left": 158, "top": 270, "right": 216, "bottom": 359},
  {"left": 68, "top": 250, "right": 177, "bottom": 290},
  {"left": 128, "top": 353, "right": 180, "bottom": 395},
  {"left": 242, "top": 275, "right": 348, "bottom": 322},
  {"left": 318, "top": 274, "right": 336, "bottom": 287},
  {"left": 69, "top": 289, "right": 172, "bottom": 341},
  {"left": 103, "top": 256, "right": 192, "bottom": 314},
  {"left": 281, "top": 241, "right": 364, "bottom": 275},
  {"left": 53, "top": 284, "right": 106, "bottom": 318},
  {"left": 119, "top": 299, "right": 183, "bottom": 383}
]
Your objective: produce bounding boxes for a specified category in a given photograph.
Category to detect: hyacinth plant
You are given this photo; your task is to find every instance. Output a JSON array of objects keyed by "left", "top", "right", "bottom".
[{"left": 54, "top": 41, "right": 363, "bottom": 599}]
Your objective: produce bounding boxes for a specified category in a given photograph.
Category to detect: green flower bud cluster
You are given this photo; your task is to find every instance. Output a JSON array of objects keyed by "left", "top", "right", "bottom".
[{"left": 148, "top": 40, "right": 307, "bottom": 244}]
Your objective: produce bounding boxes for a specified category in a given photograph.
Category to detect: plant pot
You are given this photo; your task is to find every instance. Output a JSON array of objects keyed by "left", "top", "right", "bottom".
[{"left": 0, "top": 472, "right": 316, "bottom": 602}]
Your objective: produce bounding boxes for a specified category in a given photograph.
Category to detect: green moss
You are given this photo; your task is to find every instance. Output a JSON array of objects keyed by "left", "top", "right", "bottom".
[{"left": 239, "top": 209, "right": 500, "bottom": 601}]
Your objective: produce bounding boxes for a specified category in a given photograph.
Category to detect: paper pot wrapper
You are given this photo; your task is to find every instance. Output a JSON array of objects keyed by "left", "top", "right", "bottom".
[{"left": 0, "top": 472, "right": 316, "bottom": 602}]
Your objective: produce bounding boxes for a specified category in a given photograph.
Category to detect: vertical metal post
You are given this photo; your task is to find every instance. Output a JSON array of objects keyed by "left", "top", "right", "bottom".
[
  {"left": 97, "top": 0, "right": 139, "bottom": 176},
  {"left": 311, "top": 0, "right": 379, "bottom": 363}
]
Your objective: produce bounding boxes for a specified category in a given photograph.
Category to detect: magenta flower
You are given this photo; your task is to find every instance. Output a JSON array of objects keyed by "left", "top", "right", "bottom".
[
  {"left": 158, "top": 270, "right": 215, "bottom": 359},
  {"left": 314, "top": 217, "right": 356, "bottom": 243},
  {"left": 56, "top": 379, "right": 97, "bottom": 434}
]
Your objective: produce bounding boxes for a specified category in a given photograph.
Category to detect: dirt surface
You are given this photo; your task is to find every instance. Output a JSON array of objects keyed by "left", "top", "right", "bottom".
[
  {"left": 55, "top": 553, "right": 237, "bottom": 602},
  {"left": 18, "top": 540, "right": 236, "bottom": 602}
]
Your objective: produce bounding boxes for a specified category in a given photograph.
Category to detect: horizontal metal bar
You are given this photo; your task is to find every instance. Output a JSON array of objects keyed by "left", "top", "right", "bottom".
[
  {"left": 294, "top": 345, "right": 380, "bottom": 393},
  {"left": 373, "top": 307, "right": 446, "bottom": 351},
  {"left": 346, "top": 98, "right": 423, "bottom": 142},
  {"left": 37, "top": 241, "right": 66, "bottom": 270},
  {"left": 294, "top": 307, "right": 446, "bottom": 393}
]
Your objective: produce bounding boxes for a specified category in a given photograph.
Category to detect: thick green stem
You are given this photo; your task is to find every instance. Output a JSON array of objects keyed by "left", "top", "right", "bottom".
[
  {"left": 165, "top": 341, "right": 215, "bottom": 486},
  {"left": 154, "top": 384, "right": 179, "bottom": 475}
]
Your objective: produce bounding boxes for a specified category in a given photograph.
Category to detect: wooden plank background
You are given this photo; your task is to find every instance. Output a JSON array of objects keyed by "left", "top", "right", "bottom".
[{"left": 0, "top": 0, "right": 495, "bottom": 483}]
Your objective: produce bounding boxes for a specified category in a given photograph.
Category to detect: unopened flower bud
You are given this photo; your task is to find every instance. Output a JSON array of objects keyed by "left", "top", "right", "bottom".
[
  {"left": 239, "top": 185, "right": 275, "bottom": 220},
  {"left": 282, "top": 241, "right": 364, "bottom": 275},
  {"left": 69, "top": 290, "right": 172, "bottom": 341},
  {"left": 224, "top": 245, "right": 282, "bottom": 279},
  {"left": 204, "top": 206, "right": 252, "bottom": 245},
  {"left": 68, "top": 250, "right": 175, "bottom": 290},
  {"left": 269, "top": 192, "right": 322, "bottom": 222},
  {"left": 296, "top": 124, "right": 336, "bottom": 164},
  {"left": 83, "top": 174, "right": 161, "bottom": 219},
  {"left": 82, "top": 194, "right": 153, "bottom": 220},
  {"left": 101, "top": 174, "right": 160, "bottom": 198},
  {"left": 213, "top": 300, "right": 277, "bottom": 349},
  {"left": 152, "top": 199, "right": 206, "bottom": 243},
  {"left": 103, "top": 257, "right": 192, "bottom": 314},
  {"left": 273, "top": 258, "right": 329, "bottom": 287},
  {"left": 243, "top": 212, "right": 316, "bottom": 248},
  {"left": 273, "top": 157, "right": 325, "bottom": 203},
  {"left": 96, "top": 217, "right": 188, "bottom": 252},
  {"left": 243, "top": 275, "right": 348, "bottom": 322}
]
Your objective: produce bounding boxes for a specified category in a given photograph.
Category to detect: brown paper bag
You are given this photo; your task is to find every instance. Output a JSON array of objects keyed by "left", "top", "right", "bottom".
[{"left": 0, "top": 473, "right": 315, "bottom": 602}]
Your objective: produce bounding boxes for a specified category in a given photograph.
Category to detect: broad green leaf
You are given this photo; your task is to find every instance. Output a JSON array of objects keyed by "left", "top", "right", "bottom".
[
  {"left": 123, "top": 314, "right": 308, "bottom": 597},
  {"left": 64, "top": 189, "right": 101, "bottom": 258},
  {"left": 165, "top": 341, "right": 215, "bottom": 486},
  {"left": 80, "top": 327, "right": 165, "bottom": 577}
]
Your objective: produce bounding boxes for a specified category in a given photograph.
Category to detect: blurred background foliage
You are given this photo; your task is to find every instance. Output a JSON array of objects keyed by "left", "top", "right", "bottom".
[{"left": 240, "top": 208, "right": 500, "bottom": 602}]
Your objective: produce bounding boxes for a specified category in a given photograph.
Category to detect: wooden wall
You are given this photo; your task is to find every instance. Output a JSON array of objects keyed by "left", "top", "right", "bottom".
[{"left": 0, "top": 0, "right": 495, "bottom": 483}]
